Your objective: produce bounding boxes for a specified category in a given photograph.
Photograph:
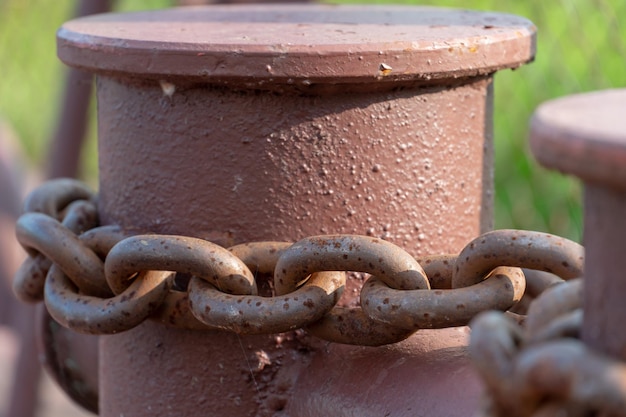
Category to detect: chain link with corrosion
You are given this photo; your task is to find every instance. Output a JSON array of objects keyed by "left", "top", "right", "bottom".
[
  {"left": 470, "top": 277, "right": 626, "bottom": 417},
  {"left": 14, "top": 179, "right": 585, "bottom": 347}
]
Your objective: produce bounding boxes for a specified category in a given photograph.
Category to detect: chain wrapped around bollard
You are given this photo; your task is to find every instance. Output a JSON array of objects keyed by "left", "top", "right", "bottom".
[{"left": 14, "top": 178, "right": 602, "bottom": 413}]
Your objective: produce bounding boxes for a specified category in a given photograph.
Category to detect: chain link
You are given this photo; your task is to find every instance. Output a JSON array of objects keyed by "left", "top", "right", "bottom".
[
  {"left": 271, "top": 235, "right": 431, "bottom": 345},
  {"left": 470, "top": 278, "right": 626, "bottom": 417},
  {"left": 13, "top": 193, "right": 105, "bottom": 302},
  {"left": 274, "top": 235, "right": 430, "bottom": 293},
  {"left": 14, "top": 179, "right": 585, "bottom": 346},
  {"left": 45, "top": 265, "right": 174, "bottom": 334},
  {"left": 189, "top": 270, "right": 345, "bottom": 334},
  {"left": 17, "top": 212, "right": 111, "bottom": 298},
  {"left": 452, "top": 230, "right": 584, "bottom": 288},
  {"left": 105, "top": 234, "right": 258, "bottom": 296},
  {"left": 361, "top": 266, "right": 526, "bottom": 330},
  {"left": 22, "top": 178, "right": 94, "bottom": 218}
]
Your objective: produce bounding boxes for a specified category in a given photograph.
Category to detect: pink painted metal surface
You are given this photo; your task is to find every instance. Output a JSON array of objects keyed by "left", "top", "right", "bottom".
[
  {"left": 57, "top": 5, "right": 535, "bottom": 85},
  {"left": 530, "top": 89, "right": 626, "bottom": 360},
  {"left": 531, "top": 90, "right": 626, "bottom": 191},
  {"left": 56, "top": 5, "right": 536, "bottom": 416},
  {"left": 94, "top": 75, "right": 496, "bottom": 259}
]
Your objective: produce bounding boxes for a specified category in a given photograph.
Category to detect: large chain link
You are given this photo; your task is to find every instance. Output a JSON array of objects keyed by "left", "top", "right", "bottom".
[
  {"left": 470, "top": 278, "right": 626, "bottom": 417},
  {"left": 14, "top": 179, "right": 585, "bottom": 346}
]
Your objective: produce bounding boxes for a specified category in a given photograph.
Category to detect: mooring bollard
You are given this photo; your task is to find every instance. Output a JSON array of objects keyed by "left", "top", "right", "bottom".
[
  {"left": 48, "top": 5, "right": 536, "bottom": 416},
  {"left": 530, "top": 89, "right": 626, "bottom": 360},
  {"left": 465, "top": 89, "right": 626, "bottom": 417}
]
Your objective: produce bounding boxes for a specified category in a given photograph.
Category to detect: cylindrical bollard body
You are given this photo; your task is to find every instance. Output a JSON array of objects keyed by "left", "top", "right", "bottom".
[
  {"left": 95, "top": 76, "right": 494, "bottom": 254},
  {"left": 57, "top": 5, "right": 535, "bottom": 416},
  {"left": 531, "top": 89, "right": 626, "bottom": 360}
]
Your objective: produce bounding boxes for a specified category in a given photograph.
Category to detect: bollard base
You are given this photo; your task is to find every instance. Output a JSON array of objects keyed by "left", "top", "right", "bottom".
[{"left": 101, "top": 322, "right": 479, "bottom": 417}]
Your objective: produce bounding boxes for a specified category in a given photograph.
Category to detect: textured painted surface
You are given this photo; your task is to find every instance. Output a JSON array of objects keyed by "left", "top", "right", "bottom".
[
  {"left": 96, "top": 74, "right": 493, "bottom": 417},
  {"left": 54, "top": 5, "right": 537, "bottom": 416},
  {"left": 101, "top": 323, "right": 311, "bottom": 417},
  {"left": 288, "top": 327, "right": 475, "bottom": 417},
  {"left": 530, "top": 89, "right": 626, "bottom": 192},
  {"left": 96, "top": 76, "right": 494, "bottom": 258},
  {"left": 57, "top": 5, "right": 536, "bottom": 85},
  {"left": 101, "top": 324, "right": 476, "bottom": 417}
]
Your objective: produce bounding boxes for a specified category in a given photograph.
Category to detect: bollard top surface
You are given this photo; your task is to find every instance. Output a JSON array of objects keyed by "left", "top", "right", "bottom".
[
  {"left": 57, "top": 4, "right": 535, "bottom": 88},
  {"left": 530, "top": 89, "right": 626, "bottom": 190}
]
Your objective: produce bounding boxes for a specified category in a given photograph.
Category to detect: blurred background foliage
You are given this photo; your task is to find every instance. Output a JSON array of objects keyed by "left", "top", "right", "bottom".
[{"left": 1, "top": 0, "right": 624, "bottom": 243}]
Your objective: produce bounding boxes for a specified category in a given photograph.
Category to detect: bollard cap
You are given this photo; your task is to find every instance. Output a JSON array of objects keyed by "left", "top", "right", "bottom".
[
  {"left": 530, "top": 89, "right": 626, "bottom": 190},
  {"left": 57, "top": 4, "right": 535, "bottom": 89}
]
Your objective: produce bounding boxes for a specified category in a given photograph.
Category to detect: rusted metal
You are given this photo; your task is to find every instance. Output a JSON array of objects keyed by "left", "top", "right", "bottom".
[
  {"left": 189, "top": 270, "right": 345, "bottom": 334},
  {"left": 80, "top": 225, "right": 134, "bottom": 258},
  {"left": 274, "top": 235, "right": 430, "bottom": 294},
  {"left": 58, "top": 6, "right": 538, "bottom": 258},
  {"left": 467, "top": 88, "right": 626, "bottom": 417},
  {"left": 45, "top": 267, "right": 174, "bottom": 334},
  {"left": 521, "top": 268, "right": 564, "bottom": 299},
  {"left": 272, "top": 234, "right": 429, "bottom": 344},
  {"left": 105, "top": 235, "right": 257, "bottom": 295},
  {"left": 13, "top": 185, "right": 104, "bottom": 303},
  {"left": 417, "top": 255, "right": 456, "bottom": 289},
  {"left": 43, "top": 5, "right": 537, "bottom": 416},
  {"left": 305, "top": 306, "right": 415, "bottom": 346},
  {"left": 16, "top": 183, "right": 595, "bottom": 417},
  {"left": 513, "top": 340, "right": 626, "bottom": 416},
  {"left": 469, "top": 281, "right": 625, "bottom": 416},
  {"left": 4, "top": 305, "right": 40, "bottom": 417},
  {"left": 452, "top": 229, "right": 584, "bottom": 288},
  {"left": 470, "top": 287, "right": 626, "bottom": 417},
  {"left": 530, "top": 89, "right": 626, "bottom": 360},
  {"left": 23, "top": 177, "right": 94, "bottom": 218},
  {"left": 228, "top": 241, "right": 292, "bottom": 276},
  {"left": 13, "top": 255, "right": 52, "bottom": 303},
  {"left": 194, "top": 241, "right": 347, "bottom": 336},
  {"left": 524, "top": 278, "right": 583, "bottom": 343},
  {"left": 16, "top": 195, "right": 568, "bottom": 342},
  {"left": 16, "top": 212, "right": 111, "bottom": 297},
  {"left": 362, "top": 266, "right": 525, "bottom": 330}
]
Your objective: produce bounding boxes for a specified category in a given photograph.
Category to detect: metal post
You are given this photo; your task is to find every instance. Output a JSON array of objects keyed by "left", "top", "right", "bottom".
[
  {"left": 530, "top": 89, "right": 626, "bottom": 359},
  {"left": 46, "top": 0, "right": 112, "bottom": 179},
  {"left": 56, "top": 5, "right": 535, "bottom": 416}
]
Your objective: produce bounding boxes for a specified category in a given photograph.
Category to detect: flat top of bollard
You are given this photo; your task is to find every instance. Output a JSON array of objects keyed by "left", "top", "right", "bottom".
[
  {"left": 530, "top": 89, "right": 626, "bottom": 189},
  {"left": 57, "top": 4, "right": 535, "bottom": 86}
]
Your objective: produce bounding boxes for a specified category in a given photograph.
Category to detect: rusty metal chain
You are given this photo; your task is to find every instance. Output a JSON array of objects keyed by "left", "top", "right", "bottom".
[
  {"left": 470, "top": 278, "right": 626, "bottom": 417},
  {"left": 14, "top": 179, "right": 585, "bottom": 347}
]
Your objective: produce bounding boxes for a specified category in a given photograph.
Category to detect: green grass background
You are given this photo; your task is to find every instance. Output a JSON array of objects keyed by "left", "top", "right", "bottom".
[{"left": 1, "top": 0, "right": 624, "bottom": 243}]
